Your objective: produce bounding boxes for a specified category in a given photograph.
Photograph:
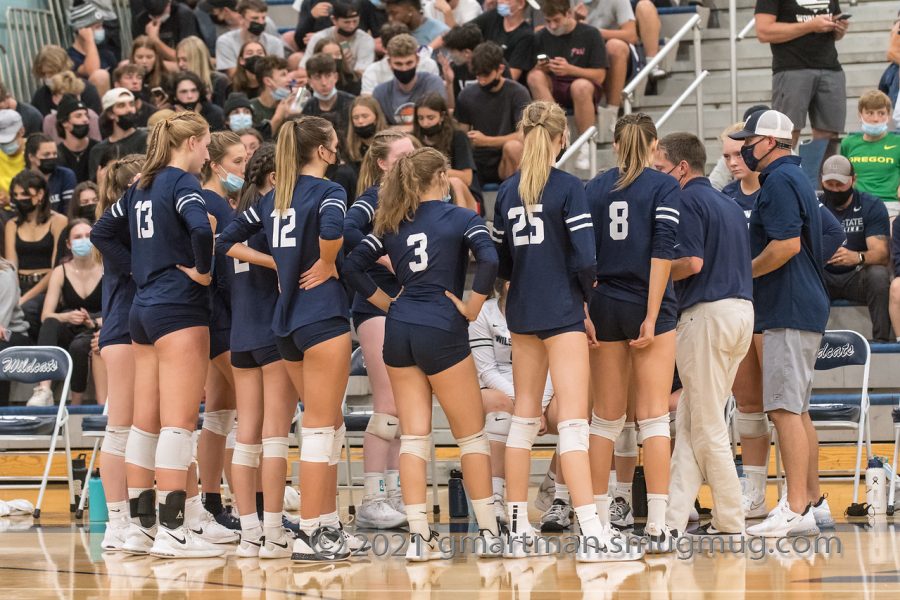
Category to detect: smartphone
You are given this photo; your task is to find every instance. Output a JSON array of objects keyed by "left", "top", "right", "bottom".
[
  {"left": 339, "top": 41, "right": 350, "bottom": 52},
  {"left": 836, "top": 13, "right": 851, "bottom": 20},
  {"left": 537, "top": 54, "right": 549, "bottom": 65}
]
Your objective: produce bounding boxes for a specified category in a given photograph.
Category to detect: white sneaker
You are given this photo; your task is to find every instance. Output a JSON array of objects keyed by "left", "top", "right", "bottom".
[
  {"left": 236, "top": 526, "right": 264, "bottom": 558},
  {"left": 610, "top": 497, "right": 634, "bottom": 529},
  {"left": 575, "top": 143, "right": 591, "bottom": 171},
  {"left": 188, "top": 509, "right": 240, "bottom": 544},
  {"left": 746, "top": 502, "right": 819, "bottom": 538},
  {"left": 121, "top": 523, "right": 157, "bottom": 555},
  {"left": 503, "top": 529, "right": 554, "bottom": 558},
  {"left": 534, "top": 478, "right": 555, "bottom": 514},
  {"left": 338, "top": 524, "right": 372, "bottom": 555},
  {"left": 644, "top": 525, "right": 681, "bottom": 554},
  {"left": 260, "top": 528, "right": 294, "bottom": 559},
  {"left": 149, "top": 525, "right": 226, "bottom": 558},
  {"left": 493, "top": 492, "right": 508, "bottom": 526},
  {"left": 577, "top": 525, "right": 644, "bottom": 562},
  {"left": 406, "top": 529, "right": 444, "bottom": 562},
  {"left": 474, "top": 526, "right": 505, "bottom": 558},
  {"left": 101, "top": 519, "right": 131, "bottom": 551},
  {"left": 741, "top": 477, "right": 768, "bottom": 519},
  {"left": 386, "top": 489, "right": 406, "bottom": 516},
  {"left": 26, "top": 386, "right": 53, "bottom": 407},
  {"left": 540, "top": 499, "right": 571, "bottom": 532},
  {"left": 291, "top": 528, "right": 351, "bottom": 563},
  {"left": 283, "top": 486, "right": 300, "bottom": 512},
  {"left": 355, "top": 496, "right": 407, "bottom": 529},
  {"left": 811, "top": 495, "right": 835, "bottom": 529}
]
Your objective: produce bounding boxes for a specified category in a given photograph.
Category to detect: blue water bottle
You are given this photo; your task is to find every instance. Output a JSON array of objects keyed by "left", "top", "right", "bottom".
[
  {"left": 88, "top": 470, "right": 108, "bottom": 523},
  {"left": 448, "top": 468, "right": 468, "bottom": 518}
]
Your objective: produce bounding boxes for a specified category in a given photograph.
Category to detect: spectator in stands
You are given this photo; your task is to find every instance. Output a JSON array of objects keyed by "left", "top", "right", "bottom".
[
  {"left": 455, "top": 42, "right": 528, "bottom": 186},
  {"left": 56, "top": 96, "right": 99, "bottom": 184},
  {"left": 529, "top": 0, "right": 606, "bottom": 170},
  {"left": 361, "top": 22, "right": 440, "bottom": 94},
  {"left": 412, "top": 93, "right": 480, "bottom": 211},
  {"left": 88, "top": 88, "right": 149, "bottom": 181},
  {"left": 439, "top": 23, "right": 484, "bottom": 104},
  {"left": 27, "top": 219, "right": 103, "bottom": 407},
  {"left": 248, "top": 56, "right": 296, "bottom": 138},
  {"left": 0, "top": 80, "right": 43, "bottom": 137},
  {"left": 25, "top": 134, "right": 77, "bottom": 216},
  {"left": 130, "top": 36, "right": 166, "bottom": 98},
  {"left": 177, "top": 36, "right": 230, "bottom": 108},
  {"left": 346, "top": 95, "right": 388, "bottom": 171},
  {"left": 238, "top": 127, "right": 264, "bottom": 160},
  {"left": 111, "top": 65, "right": 155, "bottom": 129},
  {"left": 67, "top": 182, "right": 100, "bottom": 224},
  {"left": 170, "top": 72, "right": 226, "bottom": 131},
  {"left": 840, "top": 90, "right": 900, "bottom": 216},
  {"left": 217, "top": 0, "right": 286, "bottom": 77},
  {"left": 303, "top": 54, "right": 357, "bottom": 139},
  {"left": 132, "top": 0, "right": 200, "bottom": 69},
  {"left": 0, "top": 111, "right": 26, "bottom": 204},
  {"left": 301, "top": 0, "right": 376, "bottom": 77},
  {"left": 818, "top": 155, "right": 892, "bottom": 342},
  {"left": 31, "top": 46, "right": 102, "bottom": 117},
  {"left": 0, "top": 257, "right": 30, "bottom": 405},
  {"left": 41, "top": 72, "right": 102, "bottom": 144},
  {"left": 67, "top": 1, "right": 116, "bottom": 96},
  {"left": 384, "top": 0, "right": 449, "bottom": 47},
  {"left": 373, "top": 33, "right": 446, "bottom": 126},
  {"left": 229, "top": 43, "right": 268, "bottom": 99},
  {"left": 880, "top": 17, "right": 900, "bottom": 121},
  {"left": 755, "top": 0, "right": 849, "bottom": 147},
  {"left": 224, "top": 93, "right": 255, "bottom": 132},
  {"left": 423, "top": 0, "right": 483, "bottom": 27},
  {"left": 312, "top": 38, "right": 363, "bottom": 96},
  {"left": 472, "top": 0, "right": 534, "bottom": 83}
]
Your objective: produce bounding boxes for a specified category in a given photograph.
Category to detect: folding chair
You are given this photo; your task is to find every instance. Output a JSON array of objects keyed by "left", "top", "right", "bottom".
[{"left": 0, "top": 346, "right": 74, "bottom": 518}]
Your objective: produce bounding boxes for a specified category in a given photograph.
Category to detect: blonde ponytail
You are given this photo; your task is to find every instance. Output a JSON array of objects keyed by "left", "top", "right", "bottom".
[
  {"left": 375, "top": 147, "right": 447, "bottom": 236},
  {"left": 140, "top": 111, "right": 209, "bottom": 189},
  {"left": 613, "top": 113, "right": 657, "bottom": 191},
  {"left": 518, "top": 101, "right": 567, "bottom": 208},
  {"left": 274, "top": 116, "right": 334, "bottom": 214}
]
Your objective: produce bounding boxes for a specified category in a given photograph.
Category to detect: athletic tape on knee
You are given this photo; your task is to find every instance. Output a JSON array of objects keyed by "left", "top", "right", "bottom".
[
  {"left": 300, "top": 426, "right": 334, "bottom": 463},
  {"left": 589, "top": 413, "right": 626, "bottom": 443},
  {"left": 263, "top": 437, "right": 290, "bottom": 460},
  {"left": 124, "top": 426, "right": 158, "bottom": 470},
  {"left": 155, "top": 427, "right": 195, "bottom": 471},
  {"left": 225, "top": 428, "right": 236, "bottom": 450},
  {"left": 400, "top": 434, "right": 431, "bottom": 461},
  {"left": 329, "top": 424, "right": 346, "bottom": 466},
  {"left": 557, "top": 419, "right": 589, "bottom": 455},
  {"left": 202, "top": 410, "right": 236, "bottom": 436},
  {"left": 457, "top": 430, "right": 490, "bottom": 457},
  {"left": 101, "top": 426, "right": 129, "bottom": 458},
  {"left": 365, "top": 412, "right": 399, "bottom": 442},
  {"left": 232, "top": 442, "right": 263, "bottom": 468},
  {"left": 614, "top": 421, "right": 638, "bottom": 458},
  {"left": 506, "top": 416, "right": 541, "bottom": 450},
  {"left": 637, "top": 415, "right": 671, "bottom": 443},
  {"left": 484, "top": 411, "right": 512, "bottom": 443},
  {"left": 736, "top": 411, "right": 769, "bottom": 438}
]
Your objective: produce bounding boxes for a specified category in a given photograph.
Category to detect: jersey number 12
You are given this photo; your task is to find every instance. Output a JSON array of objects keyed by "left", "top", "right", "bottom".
[{"left": 271, "top": 208, "right": 297, "bottom": 248}]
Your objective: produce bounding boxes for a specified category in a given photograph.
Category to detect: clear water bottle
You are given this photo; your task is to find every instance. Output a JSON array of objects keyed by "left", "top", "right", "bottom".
[
  {"left": 865, "top": 457, "right": 887, "bottom": 514},
  {"left": 448, "top": 468, "right": 468, "bottom": 518}
]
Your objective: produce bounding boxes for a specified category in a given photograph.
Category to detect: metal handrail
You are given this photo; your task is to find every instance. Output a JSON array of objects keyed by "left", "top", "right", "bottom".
[
  {"left": 656, "top": 70, "right": 710, "bottom": 128},
  {"left": 555, "top": 126, "right": 597, "bottom": 172},
  {"left": 737, "top": 18, "right": 756, "bottom": 40}
]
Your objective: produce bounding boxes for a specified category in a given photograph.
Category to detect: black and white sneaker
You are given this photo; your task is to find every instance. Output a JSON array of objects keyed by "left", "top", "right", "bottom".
[
  {"left": 610, "top": 497, "right": 634, "bottom": 530},
  {"left": 540, "top": 499, "right": 571, "bottom": 532},
  {"left": 213, "top": 507, "right": 241, "bottom": 531},
  {"left": 406, "top": 529, "right": 444, "bottom": 562},
  {"left": 644, "top": 526, "right": 682, "bottom": 554},
  {"left": 686, "top": 523, "right": 742, "bottom": 541},
  {"left": 291, "top": 527, "right": 351, "bottom": 563}
]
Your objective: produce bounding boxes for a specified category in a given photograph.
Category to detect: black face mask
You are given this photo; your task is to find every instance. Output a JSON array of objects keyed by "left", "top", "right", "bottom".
[
  {"left": 116, "top": 113, "right": 137, "bottom": 130},
  {"left": 420, "top": 122, "right": 442, "bottom": 137},
  {"left": 38, "top": 158, "right": 58, "bottom": 175},
  {"left": 70, "top": 123, "right": 90, "bottom": 139},
  {"left": 248, "top": 21, "right": 266, "bottom": 36},
  {"left": 13, "top": 199, "right": 35, "bottom": 215},
  {"left": 179, "top": 100, "right": 199, "bottom": 112},
  {"left": 478, "top": 77, "right": 500, "bottom": 93},
  {"left": 337, "top": 26, "right": 357, "bottom": 37},
  {"left": 353, "top": 123, "right": 376, "bottom": 138},
  {"left": 823, "top": 188, "right": 853, "bottom": 209},
  {"left": 78, "top": 203, "right": 97, "bottom": 221},
  {"left": 392, "top": 67, "right": 416, "bottom": 85}
]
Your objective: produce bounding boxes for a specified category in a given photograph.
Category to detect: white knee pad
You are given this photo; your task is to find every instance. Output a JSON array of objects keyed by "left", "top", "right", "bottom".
[
  {"left": 484, "top": 412, "right": 512, "bottom": 443},
  {"left": 101, "top": 426, "right": 129, "bottom": 458},
  {"left": 637, "top": 415, "right": 671, "bottom": 444},
  {"left": 124, "top": 426, "right": 158, "bottom": 470},
  {"left": 557, "top": 419, "right": 589, "bottom": 455},
  {"left": 736, "top": 411, "right": 769, "bottom": 438},
  {"left": 300, "top": 426, "right": 334, "bottom": 463},
  {"left": 589, "top": 413, "right": 626, "bottom": 443},
  {"left": 155, "top": 427, "right": 195, "bottom": 471},
  {"left": 263, "top": 437, "right": 290, "bottom": 460},
  {"left": 400, "top": 434, "right": 431, "bottom": 461},
  {"left": 506, "top": 416, "right": 541, "bottom": 451},
  {"left": 365, "top": 413, "right": 399, "bottom": 442},
  {"left": 614, "top": 421, "right": 637, "bottom": 457},
  {"left": 457, "top": 430, "right": 490, "bottom": 457},
  {"left": 202, "top": 409, "right": 236, "bottom": 436},
  {"left": 329, "top": 424, "right": 346, "bottom": 466},
  {"left": 225, "top": 428, "right": 236, "bottom": 450},
  {"left": 233, "top": 442, "right": 262, "bottom": 468}
]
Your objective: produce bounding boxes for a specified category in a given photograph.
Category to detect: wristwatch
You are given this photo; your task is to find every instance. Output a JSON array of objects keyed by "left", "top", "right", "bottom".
[{"left": 858, "top": 252, "right": 866, "bottom": 265}]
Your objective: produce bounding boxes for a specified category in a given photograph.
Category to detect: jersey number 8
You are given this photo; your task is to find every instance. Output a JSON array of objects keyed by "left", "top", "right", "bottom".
[
  {"left": 508, "top": 205, "right": 544, "bottom": 246},
  {"left": 271, "top": 208, "right": 297, "bottom": 248},
  {"left": 609, "top": 201, "right": 629, "bottom": 240},
  {"left": 407, "top": 232, "right": 428, "bottom": 272}
]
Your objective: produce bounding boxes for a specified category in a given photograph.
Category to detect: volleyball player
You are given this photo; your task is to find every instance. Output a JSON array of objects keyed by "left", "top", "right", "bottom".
[
  {"left": 344, "top": 130, "right": 417, "bottom": 530},
  {"left": 215, "top": 116, "right": 357, "bottom": 563},
  {"left": 343, "top": 147, "right": 504, "bottom": 561},
  {"left": 91, "top": 112, "right": 223, "bottom": 558},
  {"left": 93, "top": 155, "right": 142, "bottom": 551},
  {"left": 584, "top": 113, "right": 680, "bottom": 552}
]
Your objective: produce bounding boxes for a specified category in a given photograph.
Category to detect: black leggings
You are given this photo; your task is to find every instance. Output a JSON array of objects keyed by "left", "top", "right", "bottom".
[
  {"left": 0, "top": 331, "right": 32, "bottom": 405},
  {"left": 36, "top": 317, "right": 93, "bottom": 393}
]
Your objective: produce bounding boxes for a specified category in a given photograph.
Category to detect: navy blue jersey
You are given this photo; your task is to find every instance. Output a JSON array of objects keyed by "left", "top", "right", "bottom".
[
  {"left": 343, "top": 201, "right": 498, "bottom": 333},
  {"left": 674, "top": 178, "right": 753, "bottom": 311},
  {"left": 343, "top": 185, "right": 402, "bottom": 319},
  {"left": 216, "top": 175, "right": 349, "bottom": 337},
  {"left": 491, "top": 168, "right": 596, "bottom": 333},
  {"left": 585, "top": 167, "right": 680, "bottom": 306},
  {"left": 821, "top": 190, "right": 889, "bottom": 275},
  {"left": 721, "top": 179, "right": 756, "bottom": 224},
  {"left": 202, "top": 189, "right": 235, "bottom": 326},
  {"left": 93, "top": 201, "right": 136, "bottom": 339},
  {"left": 47, "top": 167, "right": 76, "bottom": 215},
  {"left": 91, "top": 167, "right": 213, "bottom": 308}
]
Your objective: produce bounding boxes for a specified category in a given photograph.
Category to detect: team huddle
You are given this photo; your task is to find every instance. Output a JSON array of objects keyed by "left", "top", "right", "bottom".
[{"left": 86, "top": 96, "right": 834, "bottom": 564}]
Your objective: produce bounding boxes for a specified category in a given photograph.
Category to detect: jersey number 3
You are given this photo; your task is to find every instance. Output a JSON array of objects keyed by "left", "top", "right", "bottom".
[
  {"left": 136, "top": 200, "right": 154, "bottom": 239},
  {"left": 271, "top": 208, "right": 297, "bottom": 248},
  {"left": 508, "top": 205, "right": 544, "bottom": 246},
  {"left": 609, "top": 201, "right": 629, "bottom": 240},
  {"left": 407, "top": 233, "right": 428, "bottom": 272}
]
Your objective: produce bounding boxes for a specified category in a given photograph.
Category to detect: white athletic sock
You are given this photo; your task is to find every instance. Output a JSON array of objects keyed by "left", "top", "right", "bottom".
[
  {"left": 507, "top": 501, "right": 533, "bottom": 535},
  {"left": 574, "top": 504, "right": 604, "bottom": 539},
  {"left": 299, "top": 517, "right": 318, "bottom": 535},
  {"left": 471, "top": 496, "right": 499, "bottom": 534},
  {"left": 554, "top": 483, "right": 570, "bottom": 504},
  {"left": 491, "top": 477, "right": 505, "bottom": 498},
  {"left": 364, "top": 472, "right": 385, "bottom": 499},
  {"left": 385, "top": 470, "right": 401, "bottom": 493},
  {"left": 608, "top": 470, "right": 617, "bottom": 493},
  {"left": 319, "top": 510, "right": 341, "bottom": 528},
  {"left": 615, "top": 482, "right": 633, "bottom": 505},
  {"left": 240, "top": 513, "right": 261, "bottom": 532},
  {"left": 107, "top": 500, "right": 129, "bottom": 524},
  {"left": 743, "top": 466, "right": 767, "bottom": 498},
  {"left": 594, "top": 494, "right": 611, "bottom": 527},
  {"left": 646, "top": 493, "right": 668, "bottom": 535},
  {"left": 406, "top": 503, "right": 430, "bottom": 538},
  {"left": 185, "top": 494, "right": 205, "bottom": 524},
  {"left": 263, "top": 511, "right": 282, "bottom": 538}
]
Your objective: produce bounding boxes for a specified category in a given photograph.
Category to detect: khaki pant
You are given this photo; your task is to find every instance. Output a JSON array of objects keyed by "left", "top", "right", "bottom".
[{"left": 667, "top": 298, "right": 754, "bottom": 533}]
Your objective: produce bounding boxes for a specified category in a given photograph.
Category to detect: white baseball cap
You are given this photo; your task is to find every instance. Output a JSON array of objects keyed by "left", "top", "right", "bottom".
[
  {"left": 728, "top": 109, "right": 795, "bottom": 141},
  {"left": 101, "top": 87, "right": 135, "bottom": 112},
  {"left": 0, "top": 109, "right": 24, "bottom": 144}
]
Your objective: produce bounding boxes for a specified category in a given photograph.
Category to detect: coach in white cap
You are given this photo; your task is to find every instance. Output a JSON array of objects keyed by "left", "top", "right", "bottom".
[{"left": 729, "top": 110, "right": 831, "bottom": 538}]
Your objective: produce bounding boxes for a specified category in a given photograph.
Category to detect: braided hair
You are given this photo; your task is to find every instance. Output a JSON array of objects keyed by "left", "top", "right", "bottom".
[{"left": 236, "top": 142, "right": 276, "bottom": 213}]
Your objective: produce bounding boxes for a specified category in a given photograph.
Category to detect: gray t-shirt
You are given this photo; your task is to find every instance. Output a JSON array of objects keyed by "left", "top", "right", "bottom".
[
  {"left": 216, "top": 30, "right": 286, "bottom": 71},
  {"left": 585, "top": 0, "right": 635, "bottom": 30},
  {"left": 373, "top": 72, "right": 447, "bottom": 125}
]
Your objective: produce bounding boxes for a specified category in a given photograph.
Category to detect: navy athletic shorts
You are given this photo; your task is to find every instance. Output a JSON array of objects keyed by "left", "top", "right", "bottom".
[
  {"left": 383, "top": 319, "right": 471, "bottom": 376},
  {"left": 231, "top": 345, "right": 282, "bottom": 369},
  {"left": 98, "top": 309, "right": 131, "bottom": 349},
  {"left": 589, "top": 293, "right": 677, "bottom": 343},
  {"left": 351, "top": 310, "right": 383, "bottom": 332},
  {"left": 517, "top": 320, "right": 585, "bottom": 341},
  {"left": 209, "top": 326, "right": 231, "bottom": 359},
  {"left": 276, "top": 317, "right": 350, "bottom": 362},
  {"left": 129, "top": 303, "right": 210, "bottom": 345}
]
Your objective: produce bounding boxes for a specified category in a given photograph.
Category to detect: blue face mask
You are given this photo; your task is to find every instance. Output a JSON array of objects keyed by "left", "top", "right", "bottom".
[
  {"left": 272, "top": 86, "right": 291, "bottom": 101},
  {"left": 861, "top": 121, "right": 889, "bottom": 137},
  {"left": 219, "top": 168, "right": 245, "bottom": 193},
  {"left": 497, "top": 3, "right": 511, "bottom": 17},
  {"left": 313, "top": 87, "right": 337, "bottom": 101},
  {"left": 93, "top": 28, "right": 106, "bottom": 45},
  {"left": 369, "top": 0, "right": 383, "bottom": 8},
  {"left": 229, "top": 113, "right": 253, "bottom": 131},
  {"left": 71, "top": 238, "right": 93, "bottom": 257},
  {"left": 0, "top": 140, "right": 20, "bottom": 156}
]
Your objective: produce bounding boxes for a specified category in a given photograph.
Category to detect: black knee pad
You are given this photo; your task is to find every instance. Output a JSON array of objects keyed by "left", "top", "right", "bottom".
[
  {"left": 129, "top": 489, "right": 157, "bottom": 528},
  {"left": 158, "top": 490, "right": 187, "bottom": 529}
]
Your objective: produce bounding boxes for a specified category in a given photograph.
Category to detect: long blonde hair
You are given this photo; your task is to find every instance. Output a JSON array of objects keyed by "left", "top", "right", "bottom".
[
  {"left": 356, "top": 130, "right": 416, "bottom": 196},
  {"left": 375, "top": 147, "right": 448, "bottom": 236},
  {"left": 613, "top": 113, "right": 657, "bottom": 191},
  {"left": 346, "top": 96, "right": 387, "bottom": 163},
  {"left": 518, "top": 101, "right": 567, "bottom": 208},
  {"left": 140, "top": 111, "right": 210, "bottom": 189},
  {"left": 274, "top": 116, "right": 335, "bottom": 213},
  {"left": 177, "top": 36, "right": 214, "bottom": 97}
]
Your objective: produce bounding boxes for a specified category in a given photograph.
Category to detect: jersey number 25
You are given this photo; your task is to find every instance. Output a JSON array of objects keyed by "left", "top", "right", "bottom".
[{"left": 508, "top": 205, "right": 544, "bottom": 246}]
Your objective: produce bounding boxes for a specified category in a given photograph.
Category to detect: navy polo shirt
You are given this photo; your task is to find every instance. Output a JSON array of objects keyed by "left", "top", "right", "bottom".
[
  {"left": 721, "top": 179, "right": 757, "bottom": 224},
  {"left": 750, "top": 155, "right": 829, "bottom": 333},
  {"left": 675, "top": 178, "right": 753, "bottom": 312},
  {"left": 821, "top": 189, "right": 889, "bottom": 275}
]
